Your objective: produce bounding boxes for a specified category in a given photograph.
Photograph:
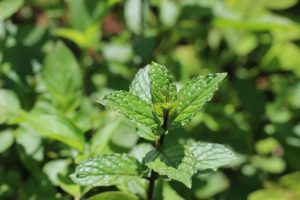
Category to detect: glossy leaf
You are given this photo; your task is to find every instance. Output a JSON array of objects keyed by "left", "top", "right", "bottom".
[
  {"left": 71, "top": 154, "right": 144, "bottom": 187},
  {"left": 171, "top": 73, "right": 227, "bottom": 127},
  {"left": 189, "top": 142, "right": 237, "bottom": 171},
  {"left": 130, "top": 65, "right": 152, "bottom": 104},
  {"left": 144, "top": 145, "right": 196, "bottom": 188},
  {"left": 99, "top": 91, "right": 161, "bottom": 134}
]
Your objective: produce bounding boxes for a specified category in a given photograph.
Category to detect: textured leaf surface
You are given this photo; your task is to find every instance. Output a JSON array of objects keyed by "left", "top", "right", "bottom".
[
  {"left": 149, "top": 62, "right": 177, "bottom": 105},
  {"left": 130, "top": 65, "right": 152, "bottom": 104},
  {"left": 71, "top": 154, "right": 144, "bottom": 187},
  {"left": 189, "top": 142, "right": 237, "bottom": 171},
  {"left": 145, "top": 145, "right": 196, "bottom": 188},
  {"left": 87, "top": 191, "right": 138, "bottom": 200},
  {"left": 99, "top": 91, "right": 161, "bottom": 133},
  {"left": 171, "top": 73, "right": 227, "bottom": 127}
]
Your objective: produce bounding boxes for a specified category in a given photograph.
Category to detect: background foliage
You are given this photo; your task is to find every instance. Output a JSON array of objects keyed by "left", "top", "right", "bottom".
[{"left": 1, "top": 0, "right": 300, "bottom": 199}]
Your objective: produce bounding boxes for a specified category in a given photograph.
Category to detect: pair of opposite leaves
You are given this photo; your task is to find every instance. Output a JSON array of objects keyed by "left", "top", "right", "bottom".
[{"left": 71, "top": 62, "right": 236, "bottom": 191}]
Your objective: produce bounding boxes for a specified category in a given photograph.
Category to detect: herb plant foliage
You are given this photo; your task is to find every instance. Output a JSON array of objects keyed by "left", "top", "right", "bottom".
[{"left": 71, "top": 62, "right": 237, "bottom": 200}]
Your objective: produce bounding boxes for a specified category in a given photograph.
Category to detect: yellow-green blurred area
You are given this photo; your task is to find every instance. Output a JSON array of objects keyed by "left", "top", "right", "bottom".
[{"left": 1, "top": 0, "right": 300, "bottom": 199}]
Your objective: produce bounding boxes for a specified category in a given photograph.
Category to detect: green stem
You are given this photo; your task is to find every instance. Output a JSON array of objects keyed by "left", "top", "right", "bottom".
[{"left": 146, "top": 109, "right": 169, "bottom": 200}]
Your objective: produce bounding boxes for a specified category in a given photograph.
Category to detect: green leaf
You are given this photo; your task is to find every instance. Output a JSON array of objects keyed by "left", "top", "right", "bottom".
[
  {"left": 171, "top": 73, "right": 227, "bottom": 127},
  {"left": 264, "top": 0, "right": 298, "bottom": 10},
  {"left": 0, "top": 89, "right": 21, "bottom": 123},
  {"left": 43, "top": 159, "right": 69, "bottom": 186},
  {"left": 70, "top": 154, "right": 145, "bottom": 187},
  {"left": 149, "top": 62, "right": 177, "bottom": 105},
  {"left": 99, "top": 91, "right": 161, "bottom": 134},
  {"left": 90, "top": 118, "right": 122, "bottom": 155},
  {"left": 42, "top": 41, "right": 82, "bottom": 109},
  {"left": 130, "top": 65, "right": 152, "bottom": 104},
  {"left": 15, "top": 125, "right": 44, "bottom": 161},
  {"left": 135, "top": 123, "right": 158, "bottom": 141},
  {"left": 0, "top": 0, "right": 24, "bottom": 20},
  {"left": 23, "top": 113, "right": 85, "bottom": 151},
  {"left": 117, "top": 178, "right": 148, "bottom": 199},
  {"left": 0, "top": 130, "right": 14, "bottom": 153},
  {"left": 87, "top": 191, "right": 138, "bottom": 200},
  {"left": 189, "top": 142, "right": 237, "bottom": 171},
  {"left": 144, "top": 145, "right": 196, "bottom": 188},
  {"left": 124, "top": 0, "right": 142, "bottom": 34}
]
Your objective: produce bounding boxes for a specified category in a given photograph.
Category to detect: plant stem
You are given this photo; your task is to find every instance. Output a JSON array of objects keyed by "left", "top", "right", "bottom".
[{"left": 146, "top": 109, "right": 169, "bottom": 200}]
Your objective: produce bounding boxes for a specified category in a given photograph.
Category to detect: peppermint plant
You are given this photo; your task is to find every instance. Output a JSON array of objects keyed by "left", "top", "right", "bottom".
[{"left": 71, "top": 62, "right": 237, "bottom": 200}]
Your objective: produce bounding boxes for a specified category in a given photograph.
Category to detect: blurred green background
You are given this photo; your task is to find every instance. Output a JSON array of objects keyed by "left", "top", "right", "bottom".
[{"left": 1, "top": 0, "right": 300, "bottom": 199}]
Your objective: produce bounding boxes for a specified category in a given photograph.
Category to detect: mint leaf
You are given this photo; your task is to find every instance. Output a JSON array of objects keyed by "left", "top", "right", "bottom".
[
  {"left": 130, "top": 65, "right": 152, "bottom": 104},
  {"left": 0, "top": 0, "right": 24, "bottom": 20},
  {"left": 189, "top": 142, "right": 237, "bottom": 171},
  {"left": 42, "top": 42, "right": 82, "bottom": 109},
  {"left": 23, "top": 113, "right": 85, "bottom": 151},
  {"left": 171, "top": 73, "right": 227, "bottom": 127},
  {"left": 87, "top": 191, "right": 139, "bottom": 200},
  {"left": 149, "top": 62, "right": 177, "bottom": 105},
  {"left": 135, "top": 123, "right": 158, "bottom": 141},
  {"left": 117, "top": 178, "right": 148, "bottom": 199},
  {"left": 70, "top": 154, "right": 145, "bottom": 187},
  {"left": 0, "top": 89, "right": 20, "bottom": 123},
  {"left": 144, "top": 145, "right": 196, "bottom": 188},
  {"left": 99, "top": 91, "right": 161, "bottom": 134}
]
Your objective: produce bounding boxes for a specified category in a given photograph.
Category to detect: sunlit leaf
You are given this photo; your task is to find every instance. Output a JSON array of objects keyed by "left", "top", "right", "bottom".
[
  {"left": 144, "top": 145, "right": 196, "bottom": 188},
  {"left": 70, "top": 154, "right": 145, "bottom": 187},
  {"left": 189, "top": 142, "right": 237, "bottom": 171}
]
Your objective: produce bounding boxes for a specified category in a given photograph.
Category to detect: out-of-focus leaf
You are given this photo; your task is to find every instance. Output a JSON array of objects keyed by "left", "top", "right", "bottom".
[
  {"left": 144, "top": 145, "right": 196, "bottom": 188},
  {"left": 160, "top": 0, "right": 180, "bottom": 27},
  {"left": 87, "top": 191, "right": 138, "bottom": 200},
  {"left": 0, "top": 89, "right": 20, "bottom": 123},
  {"left": 251, "top": 156, "right": 286, "bottom": 173},
  {"left": 42, "top": 41, "right": 82, "bottom": 109},
  {"left": 189, "top": 142, "right": 237, "bottom": 171},
  {"left": 117, "top": 178, "right": 148, "bottom": 199},
  {"left": 0, "top": 0, "right": 24, "bottom": 20},
  {"left": 57, "top": 175, "right": 82, "bottom": 198},
  {"left": 124, "top": 0, "right": 142, "bottom": 34},
  {"left": 110, "top": 118, "right": 139, "bottom": 149},
  {"left": 130, "top": 143, "right": 154, "bottom": 163},
  {"left": 0, "top": 130, "right": 14, "bottom": 153},
  {"left": 43, "top": 159, "right": 69, "bottom": 185},
  {"left": 15, "top": 125, "right": 43, "bottom": 161},
  {"left": 99, "top": 91, "right": 162, "bottom": 136},
  {"left": 255, "top": 138, "right": 281, "bottom": 155},
  {"left": 102, "top": 43, "right": 132, "bottom": 63},
  {"left": 264, "top": 0, "right": 298, "bottom": 10},
  {"left": 90, "top": 118, "right": 122, "bottom": 155},
  {"left": 194, "top": 172, "right": 229, "bottom": 198},
  {"left": 130, "top": 65, "right": 152, "bottom": 104},
  {"left": 171, "top": 73, "right": 226, "bottom": 127},
  {"left": 70, "top": 154, "right": 145, "bottom": 187},
  {"left": 23, "top": 113, "right": 85, "bottom": 151},
  {"left": 162, "top": 182, "right": 184, "bottom": 200}
]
